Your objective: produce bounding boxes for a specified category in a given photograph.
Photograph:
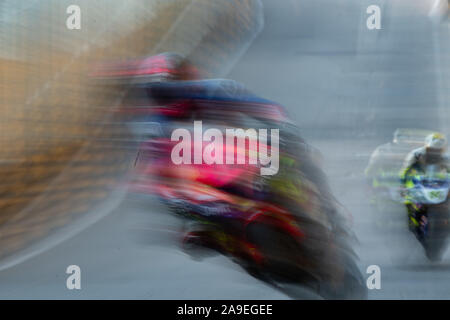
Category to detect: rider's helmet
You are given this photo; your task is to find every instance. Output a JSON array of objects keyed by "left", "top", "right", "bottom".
[
  {"left": 145, "top": 52, "right": 200, "bottom": 81},
  {"left": 149, "top": 52, "right": 200, "bottom": 81},
  {"left": 424, "top": 133, "right": 447, "bottom": 163},
  {"left": 425, "top": 133, "right": 447, "bottom": 151},
  {"left": 142, "top": 53, "right": 201, "bottom": 120},
  {"left": 90, "top": 52, "right": 201, "bottom": 82}
]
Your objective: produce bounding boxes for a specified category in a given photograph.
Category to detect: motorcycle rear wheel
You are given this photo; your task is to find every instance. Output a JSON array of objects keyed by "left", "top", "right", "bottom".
[{"left": 422, "top": 207, "right": 449, "bottom": 262}]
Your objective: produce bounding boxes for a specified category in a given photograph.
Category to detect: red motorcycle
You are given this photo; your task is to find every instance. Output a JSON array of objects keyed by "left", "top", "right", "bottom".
[{"left": 131, "top": 135, "right": 367, "bottom": 299}]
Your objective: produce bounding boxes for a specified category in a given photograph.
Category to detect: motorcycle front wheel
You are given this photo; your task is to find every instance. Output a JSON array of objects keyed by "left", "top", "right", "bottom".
[{"left": 422, "top": 205, "right": 450, "bottom": 262}]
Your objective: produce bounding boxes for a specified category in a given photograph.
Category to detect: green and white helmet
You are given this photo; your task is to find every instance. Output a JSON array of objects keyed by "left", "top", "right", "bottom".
[{"left": 425, "top": 133, "right": 447, "bottom": 151}]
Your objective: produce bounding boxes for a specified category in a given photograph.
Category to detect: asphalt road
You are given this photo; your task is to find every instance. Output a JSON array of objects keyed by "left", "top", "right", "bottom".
[{"left": 0, "top": 0, "right": 448, "bottom": 299}]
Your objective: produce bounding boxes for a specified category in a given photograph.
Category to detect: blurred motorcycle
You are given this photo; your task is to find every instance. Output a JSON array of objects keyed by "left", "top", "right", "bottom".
[
  {"left": 403, "top": 165, "right": 450, "bottom": 261},
  {"left": 132, "top": 129, "right": 367, "bottom": 299}
]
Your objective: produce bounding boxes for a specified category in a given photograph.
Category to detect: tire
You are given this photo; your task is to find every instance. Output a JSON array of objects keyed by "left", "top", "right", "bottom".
[{"left": 423, "top": 207, "right": 449, "bottom": 262}]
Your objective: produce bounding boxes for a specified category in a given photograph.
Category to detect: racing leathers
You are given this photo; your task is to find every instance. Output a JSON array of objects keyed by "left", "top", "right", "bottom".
[{"left": 401, "top": 146, "right": 449, "bottom": 240}]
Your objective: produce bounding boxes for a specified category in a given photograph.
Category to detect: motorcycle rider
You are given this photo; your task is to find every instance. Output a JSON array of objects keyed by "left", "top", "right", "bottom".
[
  {"left": 122, "top": 53, "right": 342, "bottom": 258},
  {"left": 400, "top": 132, "right": 449, "bottom": 240}
]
